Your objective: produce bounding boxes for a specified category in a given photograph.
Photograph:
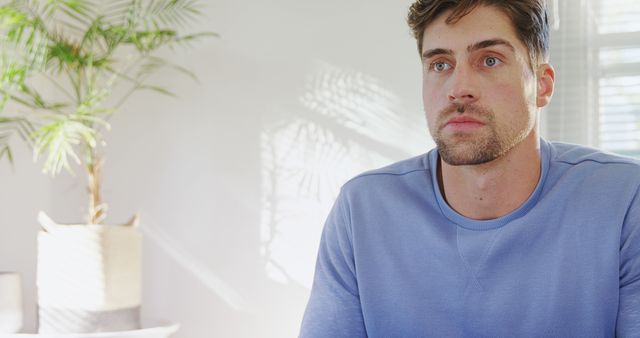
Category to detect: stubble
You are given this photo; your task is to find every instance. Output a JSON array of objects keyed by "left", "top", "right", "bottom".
[{"left": 430, "top": 103, "right": 520, "bottom": 166}]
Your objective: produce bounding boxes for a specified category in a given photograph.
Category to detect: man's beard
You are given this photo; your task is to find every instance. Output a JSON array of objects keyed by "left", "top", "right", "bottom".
[{"left": 431, "top": 103, "right": 516, "bottom": 166}]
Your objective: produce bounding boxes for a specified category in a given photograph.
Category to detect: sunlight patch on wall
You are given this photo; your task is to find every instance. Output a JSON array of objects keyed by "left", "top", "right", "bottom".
[
  {"left": 260, "top": 61, "right": 429, "bottom": 288},
  {"left": 141, "top": 223, "right": 249, "bottom": 311}
]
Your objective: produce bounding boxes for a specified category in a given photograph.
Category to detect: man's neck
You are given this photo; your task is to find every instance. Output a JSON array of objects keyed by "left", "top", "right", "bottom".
[{"left": 438, "top": 133, "right": 541, "bottom": 220}]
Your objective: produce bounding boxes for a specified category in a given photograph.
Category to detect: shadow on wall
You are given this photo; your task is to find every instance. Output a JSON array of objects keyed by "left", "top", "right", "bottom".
[
  {"left": 260, "top": 60, "right": 426, "bottom": 290},
  {"left": 135, "top": 60, "right": 427, "bottom": 338}
]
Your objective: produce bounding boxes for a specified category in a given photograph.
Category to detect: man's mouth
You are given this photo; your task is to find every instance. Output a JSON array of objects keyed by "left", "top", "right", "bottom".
[{"left": 442, "top": 116, "right": 486, "bottom": 131}]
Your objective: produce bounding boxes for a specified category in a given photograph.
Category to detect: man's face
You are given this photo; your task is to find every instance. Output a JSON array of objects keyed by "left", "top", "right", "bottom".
[{"left": 421, "top": 5, "right": 541, "bottom": 166}]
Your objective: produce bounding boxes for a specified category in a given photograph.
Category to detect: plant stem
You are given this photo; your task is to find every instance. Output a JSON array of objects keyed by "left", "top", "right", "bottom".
[{"left": 86, "top": 153, "right": 105, "bottom": 224}]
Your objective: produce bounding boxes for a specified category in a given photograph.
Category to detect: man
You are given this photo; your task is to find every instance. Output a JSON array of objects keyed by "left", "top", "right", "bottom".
[{"left": 300, "top": 0, "right": 640, "bottom": 337}]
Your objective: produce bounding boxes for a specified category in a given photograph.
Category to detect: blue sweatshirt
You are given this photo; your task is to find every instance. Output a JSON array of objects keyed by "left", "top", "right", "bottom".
[{"left": 300, "top": 139, "right": 640, "bottom": 337}]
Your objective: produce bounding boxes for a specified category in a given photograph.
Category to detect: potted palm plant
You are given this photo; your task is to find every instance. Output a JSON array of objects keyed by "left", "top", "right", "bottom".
[{"left": 0, "top": 0, "right": 213, "bottom": 333}]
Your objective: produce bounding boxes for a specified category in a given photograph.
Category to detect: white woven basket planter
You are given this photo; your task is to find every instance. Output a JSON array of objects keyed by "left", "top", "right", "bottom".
[{"left": 36, "top": 212, "right": 141, "bottom": 334}]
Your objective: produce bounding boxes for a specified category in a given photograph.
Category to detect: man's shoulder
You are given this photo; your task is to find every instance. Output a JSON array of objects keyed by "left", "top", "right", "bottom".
[
  {"left": 547, "top": 141, "right": 640, "bottom": 192},
  {"left": 342, "top": 152, "right": 431, "bottom": 191},
  {"left": 549, "top": 141, "right": 640, "bottom": 168}
]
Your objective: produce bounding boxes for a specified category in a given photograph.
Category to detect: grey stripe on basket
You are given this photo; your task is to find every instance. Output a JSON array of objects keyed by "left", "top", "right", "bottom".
[{"left": 38, "top": 306, "right": 141, "bottom": 333}]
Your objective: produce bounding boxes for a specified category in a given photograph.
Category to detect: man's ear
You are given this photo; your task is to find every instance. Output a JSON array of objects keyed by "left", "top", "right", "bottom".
[{"left": 536, "top": 63, "right": 555, "bottom": 108}]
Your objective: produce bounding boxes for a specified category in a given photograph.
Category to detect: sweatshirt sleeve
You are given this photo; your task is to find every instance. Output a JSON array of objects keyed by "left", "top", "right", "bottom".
[
  {"left": 616, "top": 185, "right": 640, "bottom": 337},
  {"left": 299, "top": 191, "right": 367, "bottom": 338}
]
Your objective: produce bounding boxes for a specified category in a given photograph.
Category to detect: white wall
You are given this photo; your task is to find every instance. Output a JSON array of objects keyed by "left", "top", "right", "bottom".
[
  {"left": 0, "top": 141, "right": 50, "bottom": 333},
  {"left": 1, "top": 1, "right": 431, "bottom": 336}
]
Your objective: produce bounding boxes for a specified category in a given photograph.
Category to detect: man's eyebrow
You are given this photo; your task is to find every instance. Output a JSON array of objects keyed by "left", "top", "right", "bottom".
[
  {"left": 421, "top": 39, "right": 516, "bottom": 60},
  {"left": 422, "top": 48, "right": 454, "bottom": 60},
  {"left": 467, "top": 38, "right": 515, "bottom": 53}
]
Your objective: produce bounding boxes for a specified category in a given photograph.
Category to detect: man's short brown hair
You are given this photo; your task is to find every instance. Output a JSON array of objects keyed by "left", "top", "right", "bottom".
[{"left": 407, "top": 0, "right": 550, "bottom": 68}]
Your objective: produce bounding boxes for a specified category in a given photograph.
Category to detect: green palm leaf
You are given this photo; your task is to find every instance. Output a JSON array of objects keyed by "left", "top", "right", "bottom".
[
  {"left": 0, "top": 116, "right": 34, "bottom": 163},
  {"left": 0, "top": 0, "right": 213, "bottom": 221}
]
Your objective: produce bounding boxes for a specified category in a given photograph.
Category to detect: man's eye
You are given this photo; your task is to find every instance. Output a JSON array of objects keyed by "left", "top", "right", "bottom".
[
  {"left": 431, "top": 61, "right": 451, "bottom": 72},
  {"left": 484, "top": 56, "right": 501, "bottom": 67}
]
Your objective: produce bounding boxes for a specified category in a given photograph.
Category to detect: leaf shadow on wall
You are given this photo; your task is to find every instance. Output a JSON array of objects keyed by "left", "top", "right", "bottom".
[
  {"left": 136, "top": 60, "right": 426, "bottom": 338},
  {"left": 260, "top": 59, "right": 426, "bottom": 302}
]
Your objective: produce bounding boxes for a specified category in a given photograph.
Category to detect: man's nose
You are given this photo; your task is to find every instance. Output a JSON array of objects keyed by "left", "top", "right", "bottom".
[{"left": 447, "top": 65, "right": 479, "bottom": 105}]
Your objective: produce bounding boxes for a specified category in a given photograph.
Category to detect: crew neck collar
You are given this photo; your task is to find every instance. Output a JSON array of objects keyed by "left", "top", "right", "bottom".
[{"left": 428, "top": 138, "right": 551, "bottom": 230}]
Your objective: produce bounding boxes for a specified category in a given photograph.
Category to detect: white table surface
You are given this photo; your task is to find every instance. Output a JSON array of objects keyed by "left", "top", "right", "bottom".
[{"left": 0, "top": 321, "right": 179, "bottom": 338}]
